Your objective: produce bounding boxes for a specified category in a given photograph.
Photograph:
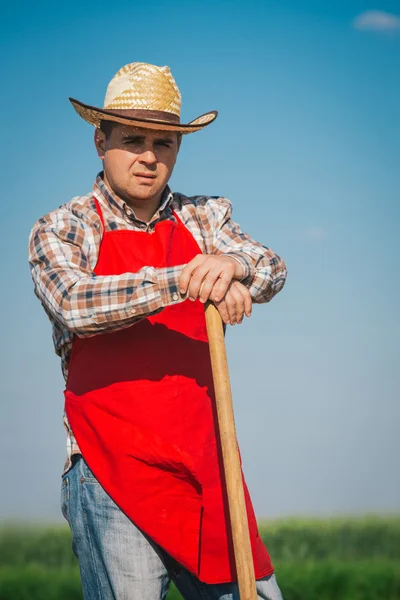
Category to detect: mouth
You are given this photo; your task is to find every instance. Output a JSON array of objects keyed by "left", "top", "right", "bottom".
[{"left": 134, "top": 173, "right": 156, "bottom": 179}]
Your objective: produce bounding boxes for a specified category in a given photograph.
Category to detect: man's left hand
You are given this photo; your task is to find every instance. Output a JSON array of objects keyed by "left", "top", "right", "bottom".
[{"left": 212, "top": 280, "right": 252, "bottom": 325}]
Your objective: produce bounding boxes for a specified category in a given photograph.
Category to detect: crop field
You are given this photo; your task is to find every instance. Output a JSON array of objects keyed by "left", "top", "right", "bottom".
[{"left": 0, "top": 515, "right": 399, "bottom": 599}]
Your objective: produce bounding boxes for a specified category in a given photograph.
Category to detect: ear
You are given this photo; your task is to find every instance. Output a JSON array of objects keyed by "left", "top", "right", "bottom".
[{"left": 94, "top": 128, "right": 106, "bottom": 159}]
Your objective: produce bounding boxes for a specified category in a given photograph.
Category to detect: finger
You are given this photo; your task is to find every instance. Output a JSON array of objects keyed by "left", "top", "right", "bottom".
[
  {"left": 244, "top": 289, "right": 252, "bottom": 317},
  {"left": 215, "top": 300, "right": 230, "bottom": 325},
  {"left": 229, "top": 284, "right": 246, "bottom": 324},
  {"left": 186, "top": 264, "right": 211, "bottom": 300},
  {"left": 223, "top": 289, "right": 237, "bottom": 325},
  {"left": 234, "top": 282, "right": 252, "bottom": 317},
  {"left": 211, "top": 271, "right": 234, "bottom": 302},
  {"left": 209, "top": 284, "right": 236, "bottom": 325},
  {"left": 199, "top": 269, "right": 224, "bottom": 303},
  {"left": 189, "top": 266, "right": 222, "bottom": 302},
  {"left": 179, "top": 255, "right": 205, "bottom": 294}
]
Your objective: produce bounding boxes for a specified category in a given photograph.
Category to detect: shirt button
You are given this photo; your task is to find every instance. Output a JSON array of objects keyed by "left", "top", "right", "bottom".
[{"left": 172, "top": 293, "right": 179, "bottom": 301}]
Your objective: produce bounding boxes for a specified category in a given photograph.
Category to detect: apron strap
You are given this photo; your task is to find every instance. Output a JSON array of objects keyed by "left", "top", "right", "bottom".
[
  {"left": 172, "top": 210, "right": 187, "bottom": 229},
  {"left": 94, "top": 197, "right": 106, "bottom": 229}
]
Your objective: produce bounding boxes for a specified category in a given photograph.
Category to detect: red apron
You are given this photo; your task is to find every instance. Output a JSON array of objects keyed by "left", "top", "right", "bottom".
[{"left": 64, "top": 198, "right": 274, "bottom": 583}]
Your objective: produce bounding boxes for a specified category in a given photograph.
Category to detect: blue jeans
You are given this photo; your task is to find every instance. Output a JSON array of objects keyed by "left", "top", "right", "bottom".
[{"left": 61, "top": 454, "right": 284, "bottom": 600}]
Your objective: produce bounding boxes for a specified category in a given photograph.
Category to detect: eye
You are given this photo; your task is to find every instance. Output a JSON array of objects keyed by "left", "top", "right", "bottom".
[
  {"left": 122, "top": 137, "right": 142, "bottom": 145},
  {"left": 155, "top": 141, "right": 172, "bottom": 147}
]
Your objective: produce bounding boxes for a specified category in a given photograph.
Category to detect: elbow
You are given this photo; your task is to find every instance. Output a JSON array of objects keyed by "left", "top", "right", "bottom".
[
  {"left": 55, "top": 293, "right": 93, "bottom": 337},
  {"left": 32, "top": 271, "right": 97, "bottom": 337},
  {"left": 57, "top": 306, "right": 97, "bottom": 337},
  {"left": 274, "top": 256, "right": 288, "bottom": 292},
  {"left": 269, "top": 256, "right": 288, "bottom": 300},
  {"left": 55, "top": 305, "right": 82, "bottom": 336},
  {"left": 253, "top": 255, "right": 288, "bottom": 304},
  {"left": 56, "top": 310, "right": 96, "bottom": 338}
]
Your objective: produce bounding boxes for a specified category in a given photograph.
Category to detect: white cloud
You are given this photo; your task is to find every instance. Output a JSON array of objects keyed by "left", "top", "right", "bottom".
[
  {"left": 353, "top": 10, "right": 400, "bottom": 32},
  {"left": 303, "top": 227, "right": 325, "bottom": 242}
]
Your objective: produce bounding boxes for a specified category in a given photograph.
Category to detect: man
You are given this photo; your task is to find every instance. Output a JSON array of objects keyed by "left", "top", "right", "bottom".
[{"left": 29, "top": 62, "right": 287, "bottom": 600}]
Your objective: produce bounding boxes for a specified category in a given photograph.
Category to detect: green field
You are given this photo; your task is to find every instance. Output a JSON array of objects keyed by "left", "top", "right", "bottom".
[{"left": 1, "top": 515, "right": 399, "bottom": 599}]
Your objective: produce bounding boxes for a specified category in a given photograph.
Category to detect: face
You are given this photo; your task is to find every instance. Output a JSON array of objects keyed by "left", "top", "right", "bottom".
[{"left": 94, "top": 124, "right": 180, "bottom": 208}]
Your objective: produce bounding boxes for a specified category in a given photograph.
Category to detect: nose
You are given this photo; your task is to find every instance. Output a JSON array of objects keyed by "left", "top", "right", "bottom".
[{"left": 138, "top": 147, "right": 157, "bottom": 166}]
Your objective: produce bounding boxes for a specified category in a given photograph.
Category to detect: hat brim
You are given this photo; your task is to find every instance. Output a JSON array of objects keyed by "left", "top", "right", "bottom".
[{"left": 69, "top": 98, "right": 217, "bottom": 134}]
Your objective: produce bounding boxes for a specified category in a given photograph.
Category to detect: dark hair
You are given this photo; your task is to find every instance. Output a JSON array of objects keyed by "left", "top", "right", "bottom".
[
  {"left": 99, "top": 120, "right": 182, "bottom": 148},
  {"left": 99, "top": 120, "right": 117, "bottom": 139}
]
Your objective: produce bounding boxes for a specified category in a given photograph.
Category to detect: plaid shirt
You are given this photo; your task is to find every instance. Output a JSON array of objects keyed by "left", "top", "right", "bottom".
[{"left": 29, "top": 173, "right": 287, "bottom": 474}]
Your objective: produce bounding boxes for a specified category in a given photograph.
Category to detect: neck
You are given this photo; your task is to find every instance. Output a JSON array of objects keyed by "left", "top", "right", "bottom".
[
  {"left": 124, "top": 197, "right": 161, "bottom": 223},
  {"left": 102, "top": 173, "right": 164, "bottom": 223}
]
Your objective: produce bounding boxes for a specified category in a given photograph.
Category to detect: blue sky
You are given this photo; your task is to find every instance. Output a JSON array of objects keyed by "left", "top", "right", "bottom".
[{"left": 1, "top": 0, "right": 399, "bottom": 520}]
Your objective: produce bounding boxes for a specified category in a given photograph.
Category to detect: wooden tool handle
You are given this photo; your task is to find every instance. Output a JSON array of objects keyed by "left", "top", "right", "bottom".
[{"left": 205, "top": 303, "right": 258, "bottom": 600}]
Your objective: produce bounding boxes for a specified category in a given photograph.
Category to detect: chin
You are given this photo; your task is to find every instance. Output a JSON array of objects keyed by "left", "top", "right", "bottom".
[
  {"left": 132, "top": 188, "right": 159, "bottom": 200},
  {"left": 133, "top": 183, "right": 163, "bottom": 197}
]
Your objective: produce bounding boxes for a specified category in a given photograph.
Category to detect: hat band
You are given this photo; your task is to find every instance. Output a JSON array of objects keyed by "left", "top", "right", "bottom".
[{"left": 101, "top": 108, "right": 181, "bottom": 123}]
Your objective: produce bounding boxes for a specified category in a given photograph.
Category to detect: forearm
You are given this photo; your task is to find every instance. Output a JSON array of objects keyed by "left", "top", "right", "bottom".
[{"left": 31, "top": 264, "right": 184, "bottom": 336}]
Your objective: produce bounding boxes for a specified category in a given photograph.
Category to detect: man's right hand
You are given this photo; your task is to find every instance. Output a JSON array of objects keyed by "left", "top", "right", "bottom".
[{"left": 210, "top": 281, "right": 252, "bottom": 326}]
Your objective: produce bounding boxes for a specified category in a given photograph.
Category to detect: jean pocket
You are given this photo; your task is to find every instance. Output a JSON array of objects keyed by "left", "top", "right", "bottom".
[
  {"left": 61, "top": 476, "right": 69, "bottom": 521},
  {"left": 80, "top": 457, "right": 99, "bottom": 484}
]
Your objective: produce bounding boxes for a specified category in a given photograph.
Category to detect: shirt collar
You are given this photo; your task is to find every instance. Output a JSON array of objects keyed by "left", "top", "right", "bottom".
[{"left": 93, "top": 172, "right": 173, "bottom": 222}]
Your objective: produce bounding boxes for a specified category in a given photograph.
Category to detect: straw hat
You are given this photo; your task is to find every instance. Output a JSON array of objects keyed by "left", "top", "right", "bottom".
[{"left": 70, "top": 62, "right": 218, "bottom": 134}]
